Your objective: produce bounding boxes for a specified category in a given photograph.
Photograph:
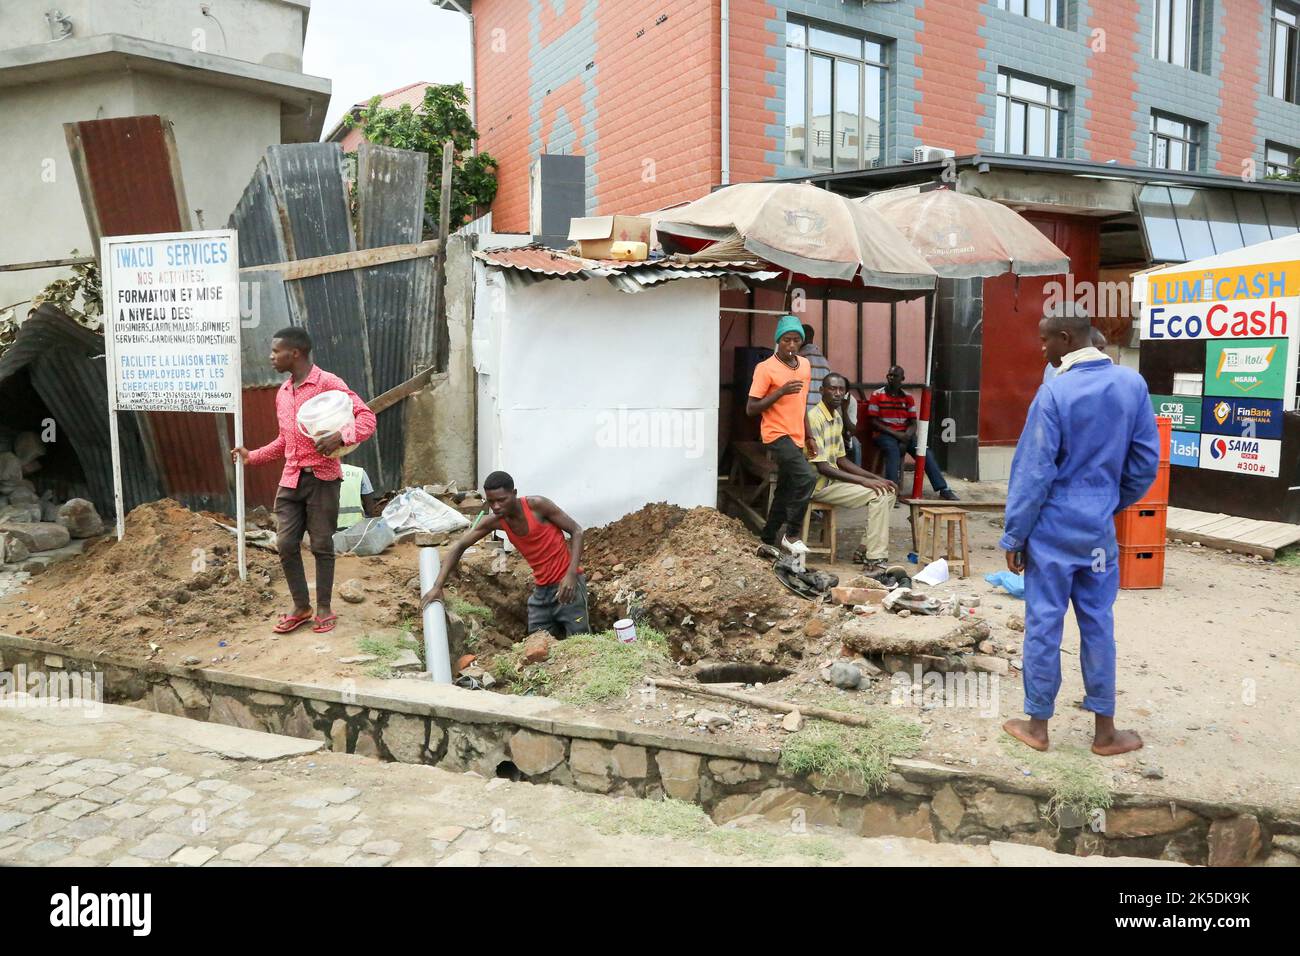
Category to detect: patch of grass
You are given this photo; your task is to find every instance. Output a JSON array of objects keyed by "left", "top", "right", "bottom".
[
  {"left": 779, "top": 714, "right": 924, "bottom": 794},
  {"left": 487, "top": 627, "right": 670, "bottom": 704},
  {"left": 448, "top": 597, "right": 494, "bottom": 625},
  {"left": 1276, "top": 546, "right": 1300, "bottom": 567},
  {"left": 572, "top": 798, "right": 844, "bottom": 863},
  {"left": 1000, "top": 739, "right": 1113, "bottom": 825},
  {"left": 356, "top": 629, "right": 422, "bottom": 680}
]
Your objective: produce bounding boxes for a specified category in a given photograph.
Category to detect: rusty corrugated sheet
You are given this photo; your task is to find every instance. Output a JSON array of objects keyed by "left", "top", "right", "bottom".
[
  {"left": 354, "top": 143, "right": 433, "bottom": 491},
  {"left": 263, "top": 143, "right": 384, "bottom": 487},
  {"left": 63, "top": 114, "right": 235, "bottom": 516},
  {"left": 63, "top": 115, "right": 191, "bottom": 246},
  {"left": 0, "top": 305, "right": 162, "bottom": 518}
]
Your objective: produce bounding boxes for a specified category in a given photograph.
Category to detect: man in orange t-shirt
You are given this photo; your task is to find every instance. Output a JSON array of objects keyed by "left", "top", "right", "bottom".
[{"left": 747, "top": 315, "right": 816, "bottom": 551}]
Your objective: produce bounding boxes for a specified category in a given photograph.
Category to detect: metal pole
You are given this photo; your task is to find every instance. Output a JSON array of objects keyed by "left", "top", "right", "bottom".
[
  {"left": 911, "top": 291, "right": 937, "bottom": 500},
  {"left": 101, "top": 236, "right": 126, "bottom": 540},
  {"left": 233, "top": 408, "right": 247, "bottom": 582}
]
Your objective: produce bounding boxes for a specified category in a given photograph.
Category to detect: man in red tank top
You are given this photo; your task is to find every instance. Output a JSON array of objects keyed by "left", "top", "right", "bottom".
[{"left": 420, "top": 471, "right": 589, "bottom": 637}]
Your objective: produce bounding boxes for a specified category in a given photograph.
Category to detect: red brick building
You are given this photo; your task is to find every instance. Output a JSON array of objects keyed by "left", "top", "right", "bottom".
[{"left": 442, "top": 0, "right": 1300, "bottom": 481}]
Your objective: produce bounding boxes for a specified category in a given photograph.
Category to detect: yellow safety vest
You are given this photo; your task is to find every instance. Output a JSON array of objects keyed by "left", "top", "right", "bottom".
[{"left": 338, "top": 464, "right": 365, "bottom": 530}]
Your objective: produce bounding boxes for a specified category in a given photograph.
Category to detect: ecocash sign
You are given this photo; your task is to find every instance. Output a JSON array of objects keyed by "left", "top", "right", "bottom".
[{"left": 1145, "top": 299, "right": 1289, "bottom": 340}]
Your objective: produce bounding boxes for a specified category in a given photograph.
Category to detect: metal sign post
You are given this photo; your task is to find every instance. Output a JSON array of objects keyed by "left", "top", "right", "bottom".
[{"left": 100, "top": 229, "right": 246, "bottom": 581}]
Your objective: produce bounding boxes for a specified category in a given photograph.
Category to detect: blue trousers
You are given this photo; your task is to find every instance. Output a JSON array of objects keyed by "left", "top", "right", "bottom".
[
  {"left": 873, "top": 434, "right": 948, "bottom": 492},
  {"left": 1022, "top": 545, "right": 1118, "bottom": 720}
]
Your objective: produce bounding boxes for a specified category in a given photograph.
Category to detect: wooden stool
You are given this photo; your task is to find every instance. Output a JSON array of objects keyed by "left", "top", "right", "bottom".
[
  {"left": 800, "top": 501, "right": 838, "bottom": 559},
  {"left": 917, "top": 506, "right": 970, "bottom": 578}
]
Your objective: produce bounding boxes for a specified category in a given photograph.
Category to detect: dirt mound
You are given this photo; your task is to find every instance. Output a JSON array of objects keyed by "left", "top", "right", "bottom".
[
  {"left": 23, "top": 498, "right": 282, "bottom": 656},
  {"left": 584, "top": 504, "right": 803, "bottom": 662}
]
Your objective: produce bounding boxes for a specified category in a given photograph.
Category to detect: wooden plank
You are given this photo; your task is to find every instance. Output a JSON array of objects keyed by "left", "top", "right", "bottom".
[
  {"left": 902, "top": 497, "right": 1006, "bottom": 511},
  {"left": 1191, "top": 516, "right": 1253, "bottom": 537},
  {"left": 1166, "top": 529, "right": 1276, "bottom": 560},
  {"left": 239, "top": 239, "right": 441, "bottom": 281},
  {"left": 1246, "top": 525, "right": 1300, "bottom": 548},
  {"left": 0, "top": 255, "right": 97, "bottom": 274},
  {"left": 1166, "top": 510, "right": 1229, "bottom": 534}
]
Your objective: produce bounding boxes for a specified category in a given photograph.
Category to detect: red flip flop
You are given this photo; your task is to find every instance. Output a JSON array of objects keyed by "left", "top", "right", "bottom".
[
  {"left": 312, "top": 613, "right": 338, "bottom": 634},
  {"left": 273, "top": 610, "right": 314, "bottom": 634}
]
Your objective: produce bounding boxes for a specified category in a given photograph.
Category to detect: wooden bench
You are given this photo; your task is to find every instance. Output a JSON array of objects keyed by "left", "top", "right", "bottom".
[{"left": 719, "top": 441, "right": 777, "bottom": 532}]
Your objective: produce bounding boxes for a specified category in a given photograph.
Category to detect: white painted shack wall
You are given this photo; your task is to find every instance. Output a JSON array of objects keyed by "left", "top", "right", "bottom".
[{"left": 475, "top": 273, "right": 720, "bottom": 529}]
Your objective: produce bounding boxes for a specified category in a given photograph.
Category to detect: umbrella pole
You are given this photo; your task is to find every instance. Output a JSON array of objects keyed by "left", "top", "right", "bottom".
[{"left": 911, "top": 290, "right": 937, "bottom": 501}]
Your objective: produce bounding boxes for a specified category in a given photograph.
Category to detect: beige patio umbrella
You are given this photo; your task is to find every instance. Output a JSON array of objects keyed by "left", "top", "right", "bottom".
[
  {"left": 655, "top": 182, "right": 938, "bottom": 292},
  {"left": 861, "top": 186, "right": 1070, "bottom": 278},
  {"left": 859, "top": 186, "right": 1070, "bottom": 498}
]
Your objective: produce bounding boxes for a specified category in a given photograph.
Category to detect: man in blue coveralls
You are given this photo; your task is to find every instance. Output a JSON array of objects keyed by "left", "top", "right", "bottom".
[{"left": 1000, "top": 303, "right": 1160, "bottom": 756}]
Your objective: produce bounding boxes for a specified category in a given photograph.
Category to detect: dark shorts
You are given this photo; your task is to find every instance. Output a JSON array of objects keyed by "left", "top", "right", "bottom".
[{"left": 526, "top": 574, "right": 590, "bottom": 638}]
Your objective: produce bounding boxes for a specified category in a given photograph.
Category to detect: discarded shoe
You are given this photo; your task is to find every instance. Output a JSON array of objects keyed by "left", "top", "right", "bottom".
[{"left": 939, "top": 488, "right": 960, "bottom": 501}]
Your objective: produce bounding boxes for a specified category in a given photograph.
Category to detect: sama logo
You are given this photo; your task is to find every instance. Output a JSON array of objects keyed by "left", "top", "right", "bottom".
[
  {"left": 1212, "top": 400, "right": 1232, "bottom": 426},
  {"left": 1210, "top": 438, "right": 1229, "bottom": 460}
]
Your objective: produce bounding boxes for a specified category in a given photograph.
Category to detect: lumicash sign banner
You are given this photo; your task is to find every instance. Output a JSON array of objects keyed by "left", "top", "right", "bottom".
[
  {"left": 1141, "top": 260, "right": 1299, "bottom": 480},
  {"left": 101, "top": 229, "right": 246, "bottom": 579}
]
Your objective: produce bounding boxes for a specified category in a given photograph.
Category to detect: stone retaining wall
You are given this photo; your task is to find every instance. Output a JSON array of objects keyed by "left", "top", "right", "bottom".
[{"left": 3, "top": 634, "right": 1296, "bottom": 866}]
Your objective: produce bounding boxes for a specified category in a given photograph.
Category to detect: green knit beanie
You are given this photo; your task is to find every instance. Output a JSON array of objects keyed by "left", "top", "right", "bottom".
[{"left": 774, "top": 314, "right": 804, "bottom": 346}]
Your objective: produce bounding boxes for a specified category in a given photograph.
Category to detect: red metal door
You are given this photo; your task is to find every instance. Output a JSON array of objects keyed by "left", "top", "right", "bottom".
[{"left": 979, "top": 214, "right": 1100, "bottom": 445}]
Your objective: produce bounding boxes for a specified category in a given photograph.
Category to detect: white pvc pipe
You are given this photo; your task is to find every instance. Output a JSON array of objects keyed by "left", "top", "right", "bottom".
[{"left": 418, "top": 547, "right": 453, "bottom": 684}]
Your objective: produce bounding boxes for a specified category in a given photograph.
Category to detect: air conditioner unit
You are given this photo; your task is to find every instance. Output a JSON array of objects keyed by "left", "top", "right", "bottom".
[{"left": 913, "top": 145, "right": 955, "bottom": 164}]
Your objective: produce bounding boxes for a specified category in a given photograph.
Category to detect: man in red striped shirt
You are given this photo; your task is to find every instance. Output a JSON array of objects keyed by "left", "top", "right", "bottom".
[
  {"left": 868, "top": 365, "right": 958, "bottom": 501},
  {"left": 232, "top": 327, "right": 377, "bottom": 634}
]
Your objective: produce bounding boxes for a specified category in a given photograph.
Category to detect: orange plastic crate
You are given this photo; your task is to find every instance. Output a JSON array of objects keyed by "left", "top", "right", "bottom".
[
  {"left": 1155, "top": 415, "right": 1172, "bottom": 463},
  {"left": 1137, "top": 462, "right": 1170, "bottom": 506},
  {"left": 1119, "top": 545, "right": 1166, "bottom": 590},
  {"left": 1115, "top": 503, "right": 1168, "bottom": 549}
]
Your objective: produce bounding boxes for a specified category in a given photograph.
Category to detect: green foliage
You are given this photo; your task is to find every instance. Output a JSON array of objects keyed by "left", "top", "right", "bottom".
[
  {"left": 1003, "top": 742, "right": 1114, "bottom": 825},
  {"left": 346, "top": 83, "right": 498, "bottom": 234},
  {"left": 448, "top": 597, "right": 493, "bottom": 625},
  {"left": 779, "top": 715, "right": 924, "bottom": 794},
  {"left": 1275, "top": 546, "right": 1300, "bottom": 567},
  {"left": 357, "top": 630, "right": 422, "bottom": 680},
  {"left": 486, "top": 627, "right": 669, "bottom": 703}
]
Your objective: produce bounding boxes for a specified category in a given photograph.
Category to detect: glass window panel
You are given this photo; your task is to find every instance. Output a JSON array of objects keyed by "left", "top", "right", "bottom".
[
  {"left": 1156, "top": 0, "right": 1170, "bottom": 60},
  {"left": 995, "top": 96, "right": 1007, "bottom": 150},
  {"left": 1171, "top": 0, "right": 1189, "bottom": 66},
  {"left": 1011, "top": 76, "right": 1048, "bottom": 101},
  {"left": 1264, "top": 193, "right": 1299, "bottom": 237},
  {"left": 810, "top": 26, "right": 860, "bottom": 58},
  {"left": 1169, "top": 139, "right": 1186, "bottom": 171},
  {"left": 1010, "top": 101, "right": 1027, "bottom": 153},
  {"left": 1139, "top": 185, "right": 1185, "bottom": 261},
  {"left": 1027, "top": 104, "right": 1047, "bottom": 155},
  {"left": 997, "top": 72, "right": 1008, "bottom": 93},
  {"left": 1028, "top": 0, "right": 1048, "bottom": 21},
  {"left": 1156, "top": 115, "right": 1183, "bottom": 136},
  {"left": 834, "top": 60, "right": 860, "bottom": 171},
  {"left": 865, "top": 41, "right": 883, "bottom": 63},
  {"left": 1281, "top": 7, "right": 1298, "bottom": 26},
  {"left": 1273, "top": 23, "right": 1291, "bottom": 97},
  {"left": 1153, "top": 135, "right": 1167, "bottom": 167},
  {"left": 1235, "top": 193, "right": 1273, "bottom": 244},
  {"left": 1168, "top": 188, "right": 1215, "bottom": 259},
  {"left": 811, "top": 54, "right": 832, "bottom": 169},
  {"left": 785, "top": 47, "right": 806, "bottom": 167},
  {"left": 786, "top": 21, "right": 805, "bottom": 45},
  {"left": 1049, "top": 108, "right": 1061, "bottom": 156},
  {"left": 865, "top": 64, "right": 883, "bottom": 164},
  {"left": 1203, "top": 190, "right": 1245, "bottom": 253}
]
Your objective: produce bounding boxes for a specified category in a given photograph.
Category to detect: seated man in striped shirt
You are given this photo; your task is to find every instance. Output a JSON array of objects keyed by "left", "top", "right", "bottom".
[
  {"left": 868, "top": 365, "right": 958, "bottom": 502},
  {"left": 807, "top": 372, "right": 897, "bottom": 572}
]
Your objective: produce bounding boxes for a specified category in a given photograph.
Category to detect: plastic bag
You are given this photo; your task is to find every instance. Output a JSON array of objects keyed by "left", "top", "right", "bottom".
[
  {"left": 333, "top": 517, "right": 396, "bottom": 556},
  {"left": 381, "top": 488, "right": 470, "bottom": 536},
  {"left": 984, "top": 570, "right": 1025, "bottom": 599},
  {"left": 295, "top": 390, "right": 357, "bottom": 459}
]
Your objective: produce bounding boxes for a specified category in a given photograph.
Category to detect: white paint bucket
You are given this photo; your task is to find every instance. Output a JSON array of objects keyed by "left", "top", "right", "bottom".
[{"left": 614, "top": 619, "right": 637, "bottom": 643}]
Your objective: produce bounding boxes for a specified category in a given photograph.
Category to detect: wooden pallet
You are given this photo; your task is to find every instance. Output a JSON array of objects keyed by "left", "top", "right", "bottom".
[{"left": 1165, "top": 507, "right": 1300, "bottom": 560}]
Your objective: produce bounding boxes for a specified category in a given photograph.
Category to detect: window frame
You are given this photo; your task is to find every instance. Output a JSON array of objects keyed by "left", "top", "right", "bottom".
[
  {"left": 1270, "top": 2, "right": 1300, "bottom": 103},
  {"left": 995, "top": 0, "right": 1065, "bottom": 27},
  {"left": 994, "top": 70, "right": 1070, "bottom": 159},
  {"left": 1149, "top": 111, "right": 1202, "bottom": 172},
  {"left": 1151, "top": 0, "right": 1204, "bottom": 71},
  {"left": 1265, "top": 141, "right": 1300, "bottom": 178},
  {"left": 784, "top": 20, "right": 889, "bottom": 172}
]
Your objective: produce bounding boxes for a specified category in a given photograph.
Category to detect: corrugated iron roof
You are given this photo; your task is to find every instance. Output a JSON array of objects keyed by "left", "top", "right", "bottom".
[{"left": 473, "top": 245, "right": 773, "bottom": 291}]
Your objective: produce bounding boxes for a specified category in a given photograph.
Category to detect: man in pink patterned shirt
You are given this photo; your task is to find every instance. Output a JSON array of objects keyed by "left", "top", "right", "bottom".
[{"left": 233, "top": 327, "right": 377, "bottom": 634}]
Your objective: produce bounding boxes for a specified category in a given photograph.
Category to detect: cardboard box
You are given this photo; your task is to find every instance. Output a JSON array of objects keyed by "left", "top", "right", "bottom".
[{"left": 568, "top": 215, "right": 651, "bottom": 260}]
